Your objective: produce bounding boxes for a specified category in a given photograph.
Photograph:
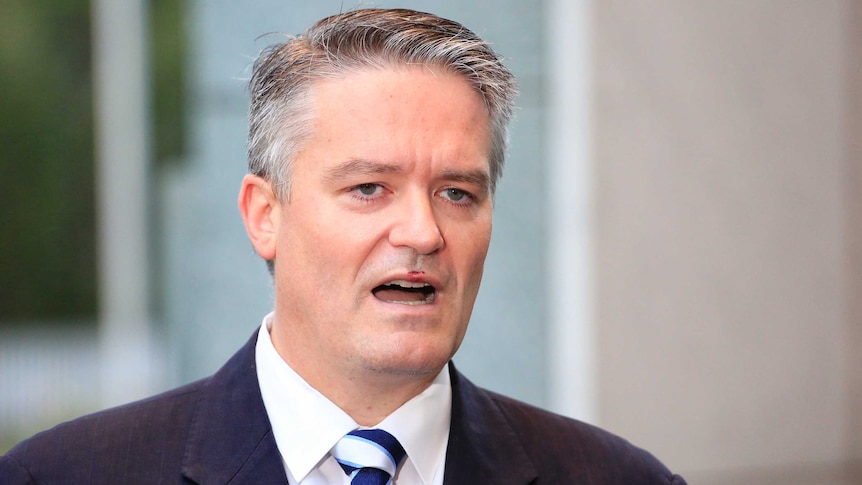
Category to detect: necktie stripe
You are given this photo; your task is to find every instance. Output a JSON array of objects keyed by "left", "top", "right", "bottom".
[
  {"left": 331, "top": 428, "right": 406, "bottom": 485},
  {"left": 341, "top": 434, "right": 399, "bottom": 468},
  {"left": 335, "top": 458, "right": 363, "bottom": 470}
]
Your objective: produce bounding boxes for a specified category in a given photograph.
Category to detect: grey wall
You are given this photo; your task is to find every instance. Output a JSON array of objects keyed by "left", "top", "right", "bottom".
[
  {"left": 849, "top": 3, "right": 862, "bottom": 475},
  {"left": 593, "top": 1, "right": 861, "bottom": 483}
]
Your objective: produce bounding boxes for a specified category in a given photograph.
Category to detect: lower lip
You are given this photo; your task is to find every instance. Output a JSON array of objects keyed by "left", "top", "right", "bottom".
[
  {"left": 375, "top": 298, "right": 434, "bottom": 306},
  {"left": 372, "top": 294, "right": 439, "bottom": 312}
]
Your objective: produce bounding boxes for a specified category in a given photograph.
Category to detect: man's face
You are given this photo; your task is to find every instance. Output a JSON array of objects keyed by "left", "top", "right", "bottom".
[{"left": 269, "top": 66, "right": 493, "bottom": 384}]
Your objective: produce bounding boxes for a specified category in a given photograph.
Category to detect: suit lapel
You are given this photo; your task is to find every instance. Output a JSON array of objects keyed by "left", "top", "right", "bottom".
[
  {"left": 177, "top": 338, "right": 538, "bottom": 484},
  {"left": 443, "top": 365, "right": 538, "bottom": 485},
  {"left": 181, "top": 333, "right": 288, "bottom": 484}
]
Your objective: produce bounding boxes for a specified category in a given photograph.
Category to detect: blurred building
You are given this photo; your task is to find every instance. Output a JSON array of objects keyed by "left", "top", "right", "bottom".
[{"left": 1, "top": 1, "right": 860, "bottom": 484}]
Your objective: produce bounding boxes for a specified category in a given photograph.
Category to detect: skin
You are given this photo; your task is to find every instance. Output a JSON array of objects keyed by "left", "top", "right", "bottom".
[{"left": 239, "top": 65, "right": 493, "bottom": 425}]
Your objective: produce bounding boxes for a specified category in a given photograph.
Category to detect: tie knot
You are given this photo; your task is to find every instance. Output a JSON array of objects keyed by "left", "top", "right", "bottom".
[{"left": 332, "top": 429, "right": 406, "bottom": 484}]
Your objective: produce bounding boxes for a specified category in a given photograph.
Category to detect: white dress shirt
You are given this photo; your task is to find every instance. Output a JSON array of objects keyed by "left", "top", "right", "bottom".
[{"left": 255, "top": 313, "right": 451, "bottom": 485}]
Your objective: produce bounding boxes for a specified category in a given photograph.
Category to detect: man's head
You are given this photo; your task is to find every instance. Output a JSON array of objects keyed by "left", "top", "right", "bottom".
[
  {"left": 238, "top": 8, "right": 517, "bottom": 418},
  {"left": 246, "top": 8, "right": 517, "bottom": 200}
]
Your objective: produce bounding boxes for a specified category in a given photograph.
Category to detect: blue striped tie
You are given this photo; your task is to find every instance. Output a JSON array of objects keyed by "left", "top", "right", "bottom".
[{"left": 332, "top": 429, "right": 406, "bottom": 485}]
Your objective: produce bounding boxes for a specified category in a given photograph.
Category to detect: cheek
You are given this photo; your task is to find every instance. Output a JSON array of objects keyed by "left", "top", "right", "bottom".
[
  {"left": 276, "top": 213, "right": 333, "bottom": 288},
  {"left": 464, "top": 225, "right": 492, "bottom": 271},
  {"left": 288, "top": 212, "right": 387, "bottom": 296},
  {"left": 449, "top": 228, "right": 491, "bottom": 298}
]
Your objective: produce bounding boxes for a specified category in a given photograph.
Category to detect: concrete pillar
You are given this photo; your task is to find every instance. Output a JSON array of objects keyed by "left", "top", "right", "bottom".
[{"left": 592, "top": 1, "right": 859, "bottom": 482}]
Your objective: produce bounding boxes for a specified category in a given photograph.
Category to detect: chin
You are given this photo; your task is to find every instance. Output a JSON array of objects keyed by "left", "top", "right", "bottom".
[{"left": 361, "top": 343, "right": 455, "bottom": 378}]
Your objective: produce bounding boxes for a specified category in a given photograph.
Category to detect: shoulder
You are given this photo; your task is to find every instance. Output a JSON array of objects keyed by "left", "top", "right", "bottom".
[
  {"left": 452, "top": 368, "right": 686, "bottom": 484},
  {"left": 486, "top": 389, "right": 631, "bottom": 454},
  {"left": 491, "top": 390, "right": 687, "bottom": 484},
  {"left": 1, "top": 332, "right": 270, "bottom": 484},
  {"left": 1, "top": 377, "right": 208, "bottom": 484}
]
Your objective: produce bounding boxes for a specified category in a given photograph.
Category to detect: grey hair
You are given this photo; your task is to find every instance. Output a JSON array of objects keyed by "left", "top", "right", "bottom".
[{"left": 247, "top": 8, "right": 518, "bottom": 200}]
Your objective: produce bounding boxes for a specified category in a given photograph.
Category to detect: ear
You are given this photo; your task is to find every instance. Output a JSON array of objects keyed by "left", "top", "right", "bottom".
[{"left": 238, "top": 174, "right": 280, "bottom": 261}]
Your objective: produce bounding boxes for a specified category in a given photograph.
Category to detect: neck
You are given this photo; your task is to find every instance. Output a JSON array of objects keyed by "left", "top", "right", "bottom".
[
  {"left": 323, "top": 371, "right": 438, "bottom": 426},
  {"left": 270, "top": 324, "right": 441, "bottom": 426}
]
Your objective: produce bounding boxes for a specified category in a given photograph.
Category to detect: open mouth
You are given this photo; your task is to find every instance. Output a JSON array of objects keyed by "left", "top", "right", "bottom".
[{"left": 372, "top": 280, "right": 436, "bottom": 305}]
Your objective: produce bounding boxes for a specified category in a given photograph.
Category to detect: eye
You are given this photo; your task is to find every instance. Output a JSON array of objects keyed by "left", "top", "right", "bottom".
[
  {"left": 347, "top": 183, "right": 387, "bottom": 203},
  {"left": 356, "top": 183, "right": 380, "bottom": 196},
  {"left": 439, "top": 187, "right": 474, "bottom": 205}
]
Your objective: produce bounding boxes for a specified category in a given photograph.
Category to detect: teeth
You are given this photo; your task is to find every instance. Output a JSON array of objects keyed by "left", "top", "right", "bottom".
[
  {"left": 392, "top": 297, "right": 434, "bottom": 305},
  {"left": 385, "top": 279, "right": 430, "bottom": 289}
]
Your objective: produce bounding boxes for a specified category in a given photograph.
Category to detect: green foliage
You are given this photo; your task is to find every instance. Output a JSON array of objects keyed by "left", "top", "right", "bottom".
[
  {"left": 0, "top": 0, "right": 186, "bottom": 323},
  {"left": 152, "top": 0, "right": 187, "bottom": 164},
  {"left": 0, "top": 0, "right": 97, "bottom": 321}
]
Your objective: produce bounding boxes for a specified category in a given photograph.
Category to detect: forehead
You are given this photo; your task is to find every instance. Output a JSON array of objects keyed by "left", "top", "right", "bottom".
[
  {"left": 296, "top": 66, "right": 493, "bottom": 174},
  {"left": 311, "top": 65, "right": 487, "bottom": 122}
]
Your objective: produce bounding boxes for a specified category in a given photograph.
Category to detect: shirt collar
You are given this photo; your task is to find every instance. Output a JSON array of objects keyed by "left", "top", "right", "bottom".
[
  {"left": 256, "top": 316, "right": 356, "bottom": 481},
  {"left": 376, "top": 367, "right": 451, "bottom": 485},
  {"left": 255, "top": 313, "right": 451, "bottom": 484}
]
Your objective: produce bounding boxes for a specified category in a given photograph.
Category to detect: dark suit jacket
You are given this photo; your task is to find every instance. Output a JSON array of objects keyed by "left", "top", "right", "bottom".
[{"left": 1, "top": 333, "right": 686, "bottom": 484}]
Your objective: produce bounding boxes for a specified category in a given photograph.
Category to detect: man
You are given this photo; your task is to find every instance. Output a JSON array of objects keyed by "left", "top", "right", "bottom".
[{"left": 1, "top": 8, "right": 686, "bottom": 484}]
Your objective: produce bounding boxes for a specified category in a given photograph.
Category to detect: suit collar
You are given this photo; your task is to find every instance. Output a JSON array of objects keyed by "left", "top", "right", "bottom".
[
  {"left": 177, "top": 335, "right": 538, "bottom": 484},
  {"left": 182, "top": 332, "right": 287, "bottom": 484},
  {"left": 444, "top": 365, "right": 538, "bottom": 485}
]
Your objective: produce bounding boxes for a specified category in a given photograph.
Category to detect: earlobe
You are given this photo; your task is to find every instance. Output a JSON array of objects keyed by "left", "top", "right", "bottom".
[{"left": 238, "top": 174, "right": 280, "bottom": 261}]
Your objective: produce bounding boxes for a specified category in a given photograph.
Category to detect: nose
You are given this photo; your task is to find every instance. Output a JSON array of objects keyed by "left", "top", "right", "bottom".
[{"left": 388, "top": 194, "right": 445, "bottom": 255}]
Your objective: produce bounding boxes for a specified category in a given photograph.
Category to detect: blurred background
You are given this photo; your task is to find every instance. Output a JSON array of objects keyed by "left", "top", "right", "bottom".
[{"left": 0, "top": 1, "right": 859, "bottom": 483}]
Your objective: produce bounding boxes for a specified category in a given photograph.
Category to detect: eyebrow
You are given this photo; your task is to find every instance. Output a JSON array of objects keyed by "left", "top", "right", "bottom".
[
  {"left": 323, "top": 157, "right": 491, "bottom": 193},
  {"left": 441, "top": 169, "right": 491, "bottom": 193},
  {"left": 323, "top": 158, "right": 401, "bottom": 183}
]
